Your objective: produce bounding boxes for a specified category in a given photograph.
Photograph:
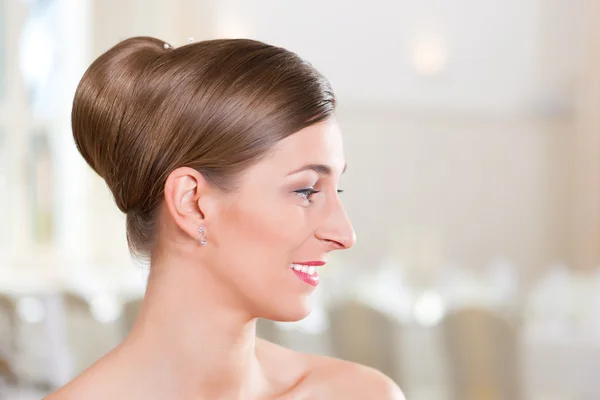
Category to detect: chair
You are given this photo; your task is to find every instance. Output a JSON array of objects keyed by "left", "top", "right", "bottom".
[
  {"left": 0, "top": 294, "right": 18, "bottom": 358},
  {"left": 0, "top": 356, "right": 17, "bottom": 387},
  {"left": 328, "top": 300, "right": 403, "bottom": 382},
  {"left": 256, "top": 318, "right": 282, "bottom": 344},
  {"left": 121, "top": 297, "right": 143, "bottom": 338},
  {"left": 0, "top": 294, "right": 18, "bottom": 388},
  {"left": 440, "top": 307, "right": 522, "bottom": 400},
  {"left": 61, "top": 292, "right": 121, "bottom": 378}
]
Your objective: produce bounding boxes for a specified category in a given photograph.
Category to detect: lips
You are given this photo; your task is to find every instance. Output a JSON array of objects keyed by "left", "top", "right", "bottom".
[
  {"left": 289, "top": 261, "right": 325, "bottom": 287},
  {"left": 293, "top": 261, "right": 326, "bottom": 267}
]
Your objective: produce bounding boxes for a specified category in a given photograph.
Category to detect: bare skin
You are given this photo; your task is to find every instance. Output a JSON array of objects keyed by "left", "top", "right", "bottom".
[{"left": 45, "top": 119, "right": 404, "bottom": 399}]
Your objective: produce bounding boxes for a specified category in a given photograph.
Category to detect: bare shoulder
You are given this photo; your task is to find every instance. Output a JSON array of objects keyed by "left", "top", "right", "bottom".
[
  {"left": 41, "top": 348, "right": 132, "bottom": 400},
  {"left": 301, "top": 354, "right": 406, "bottom": 400},
  {"left": 42, "top": 375, "right": 95, "bottom": 400},
  {"left": 256, "top": 339, "right": 404, "bottom": 399}
]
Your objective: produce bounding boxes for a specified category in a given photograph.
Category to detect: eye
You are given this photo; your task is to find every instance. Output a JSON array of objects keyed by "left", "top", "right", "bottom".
[{"left": 294, "top": 188, "right": 321, "bottom": 202}]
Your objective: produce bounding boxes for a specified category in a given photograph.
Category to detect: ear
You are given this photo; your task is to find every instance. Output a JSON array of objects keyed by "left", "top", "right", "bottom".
[{"left": 163, "top": 167, "right": 216, "bottom": 243}]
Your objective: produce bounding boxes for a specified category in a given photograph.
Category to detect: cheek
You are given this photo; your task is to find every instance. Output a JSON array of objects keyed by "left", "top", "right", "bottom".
[{"left": 224, "top": 196, "right": 309, "bottom": 257}]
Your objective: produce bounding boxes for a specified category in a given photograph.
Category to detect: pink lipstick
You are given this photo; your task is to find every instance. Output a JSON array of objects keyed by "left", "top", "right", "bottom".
[{"left": 289, "top": 261, "right": 325, "bottom": 287}]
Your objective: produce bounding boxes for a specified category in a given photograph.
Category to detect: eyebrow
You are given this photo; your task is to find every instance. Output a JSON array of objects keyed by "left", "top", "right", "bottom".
[{"left": 286, "top": 162, "right": 347, "bottom": 176}]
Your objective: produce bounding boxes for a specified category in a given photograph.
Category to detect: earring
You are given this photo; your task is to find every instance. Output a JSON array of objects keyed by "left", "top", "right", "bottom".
[{"left": 198, "top": 227, "right": 207, "bottom": 245}]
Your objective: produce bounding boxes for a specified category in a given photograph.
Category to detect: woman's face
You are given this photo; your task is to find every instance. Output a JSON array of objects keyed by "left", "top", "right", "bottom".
[{"left": 208, "top": 117, "right": 355, "bottom": 321}]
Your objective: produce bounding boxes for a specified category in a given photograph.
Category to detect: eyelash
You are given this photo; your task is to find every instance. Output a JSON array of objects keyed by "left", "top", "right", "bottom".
[{"left": 294, "top": 188, "right": 344, "bottom": 203}]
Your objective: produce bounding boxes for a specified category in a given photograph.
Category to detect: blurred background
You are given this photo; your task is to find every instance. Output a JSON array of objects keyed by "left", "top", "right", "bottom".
[{"left": 1, "top": 0, "right": 600, "bottom": 399}]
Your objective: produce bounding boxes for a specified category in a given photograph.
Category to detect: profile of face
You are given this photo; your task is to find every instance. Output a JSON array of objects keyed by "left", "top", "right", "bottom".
[
  {"left": 72, "top": 36, "right": 350, "bottom": 323},
  {"left": 168, "top": 117, "right": 355, "bottom": 322}
]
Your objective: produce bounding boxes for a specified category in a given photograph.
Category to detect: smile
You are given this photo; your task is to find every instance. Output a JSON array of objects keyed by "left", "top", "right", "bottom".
[{"left": 289, "top": 263, "right": 322, "bottom": 287}]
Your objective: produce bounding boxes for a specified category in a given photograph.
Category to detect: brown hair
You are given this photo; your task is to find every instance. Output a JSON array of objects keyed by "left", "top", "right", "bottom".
[{"left": 71, "top": 36, "right": 335, "bottom": 259}]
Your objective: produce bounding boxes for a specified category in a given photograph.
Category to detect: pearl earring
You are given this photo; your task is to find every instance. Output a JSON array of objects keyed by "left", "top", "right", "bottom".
[{"left": 198, "top": 227, "right": 207, "bottom": 245}]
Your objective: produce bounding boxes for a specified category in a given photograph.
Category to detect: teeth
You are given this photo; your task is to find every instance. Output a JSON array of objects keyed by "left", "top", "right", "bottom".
[{"left": 290, "top": 264, "right": 318, "bottom": 275}]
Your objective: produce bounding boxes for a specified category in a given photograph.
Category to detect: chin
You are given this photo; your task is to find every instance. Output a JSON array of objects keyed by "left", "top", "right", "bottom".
[{"left": 261, "top": 296, "right": 313, "bottom": 322}]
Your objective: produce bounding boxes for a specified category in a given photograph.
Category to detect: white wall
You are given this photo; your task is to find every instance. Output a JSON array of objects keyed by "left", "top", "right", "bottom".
[
  {"left": 336, "top": 108, "right": 571, "bottom": 276},
  {"left": 206, "top": 0, "right": 580, "bottom": 276},
  {"left": 6, "top": 0, "right": 579, "bottom": 283},
  {"left": 214, "top": 0, "right": 582, "bottom": 114}
]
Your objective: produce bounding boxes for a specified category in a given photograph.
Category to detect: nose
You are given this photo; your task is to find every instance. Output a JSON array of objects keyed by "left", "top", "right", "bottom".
[{"left": 314, "top": 199, "right": 356, "bottom": 251}]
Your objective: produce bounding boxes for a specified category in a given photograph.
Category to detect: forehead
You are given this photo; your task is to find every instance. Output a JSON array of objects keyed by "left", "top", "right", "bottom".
[
  {"left": 268, "top": 118, "right": 345, "bottom": 168},
  {"left": 230, "top": 118, "right": 346, "bottom": 193}
]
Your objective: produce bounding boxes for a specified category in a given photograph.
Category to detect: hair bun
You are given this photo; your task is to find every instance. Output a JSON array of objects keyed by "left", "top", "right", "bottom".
[
  {"left": 72, "top": 36, "right": 167, "bottom": 212},
  {"left": 72, "top": 36, "right": 335, "bottom": 258}
]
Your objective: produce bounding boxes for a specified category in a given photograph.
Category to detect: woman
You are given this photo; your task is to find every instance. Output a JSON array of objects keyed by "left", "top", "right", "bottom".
[{"left": 47, "top": 36, "right": 404, "bottom": 399}]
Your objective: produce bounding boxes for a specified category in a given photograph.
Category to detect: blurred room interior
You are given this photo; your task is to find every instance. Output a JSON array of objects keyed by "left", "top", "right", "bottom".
[{"left": 1, "top": 0, "right": 600, "bottom": 399}]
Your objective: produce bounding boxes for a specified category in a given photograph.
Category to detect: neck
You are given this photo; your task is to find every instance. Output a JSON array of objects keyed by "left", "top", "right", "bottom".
[{"left": 123, "top": 252, "right": 268, "bottom": 400}]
